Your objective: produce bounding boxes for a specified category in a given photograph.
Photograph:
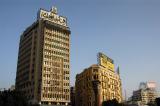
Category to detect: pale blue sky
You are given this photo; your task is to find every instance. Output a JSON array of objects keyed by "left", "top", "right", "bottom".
[{"left": 0, "top": 0, "right": 160, "bottom": 97}]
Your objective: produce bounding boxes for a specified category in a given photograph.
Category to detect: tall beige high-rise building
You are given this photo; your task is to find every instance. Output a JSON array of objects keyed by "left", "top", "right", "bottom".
[
  {"left": 75, "top": 52, "right": 122, "bottom": 106},
  {"left": 15, "top": 7, "right": 70, "bottom": 105}
]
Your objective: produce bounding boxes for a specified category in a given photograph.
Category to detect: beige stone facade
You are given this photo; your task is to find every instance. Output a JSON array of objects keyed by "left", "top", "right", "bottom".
[
  {"left": 15, "top": 7, "right": 70, "bottom": 105},
  {"left": 75, "top": 53, "right": 122, "bottom": 106}
]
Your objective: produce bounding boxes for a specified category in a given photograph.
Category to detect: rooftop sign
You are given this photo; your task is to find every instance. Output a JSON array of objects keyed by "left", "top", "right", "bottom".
[
  {"left": 98, "top": 52, "right": 114, "bottom": 71},
  {"left": 38, "top": 7, "right": 67, "bottom": 27},
  {"left": 147, "top": 82, "right": 156, "bottom": 89}
]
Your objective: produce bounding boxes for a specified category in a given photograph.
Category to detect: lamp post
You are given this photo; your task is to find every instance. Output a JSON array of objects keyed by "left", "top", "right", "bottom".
[{"left": 92, "top": 80, "right": 101, "bottom": 106}]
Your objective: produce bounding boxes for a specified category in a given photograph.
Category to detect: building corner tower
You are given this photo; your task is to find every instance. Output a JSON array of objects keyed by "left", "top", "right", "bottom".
[{"left": 15, "top": 7, "right": 71, "bottom": 105}]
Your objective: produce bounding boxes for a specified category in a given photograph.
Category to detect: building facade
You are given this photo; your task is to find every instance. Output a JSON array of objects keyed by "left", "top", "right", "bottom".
[
  {"left": 70, "top": 87, "right": 75, "bottom": 106},
  {"left": 75, "top": 52, "right": 122, "bottom": 106},
  {"left": 15, "top": 7, "right": 71, "bottom": 105},
  {"left": 132, "top": 82, "right": 157, "bottom": 106}
]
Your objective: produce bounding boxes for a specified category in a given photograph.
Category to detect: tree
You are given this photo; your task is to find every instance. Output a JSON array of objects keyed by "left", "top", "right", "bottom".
[
  {"left": 155, "top": 98, "right": 160, "bottom": 106},
  {"left": 102, "top": 99, "right": 126, "bottom": 106},
  {"left": 0, "top": 90, "right": 28, "bottom": 106}
]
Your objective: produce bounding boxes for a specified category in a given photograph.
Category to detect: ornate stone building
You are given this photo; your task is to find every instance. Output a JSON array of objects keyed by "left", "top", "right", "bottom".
[{"left": 75, "top": 52, "right": 122, "bottom": 106}]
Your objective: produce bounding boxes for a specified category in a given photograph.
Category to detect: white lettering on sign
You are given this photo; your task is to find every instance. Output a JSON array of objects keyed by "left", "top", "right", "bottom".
[{"left": 39, "top": 9, "right": 67, "bottom": 27}]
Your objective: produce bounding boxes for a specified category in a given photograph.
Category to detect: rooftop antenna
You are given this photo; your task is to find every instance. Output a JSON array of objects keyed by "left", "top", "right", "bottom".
[
  {"left": 124, "top": 89, "right": 127, "bottom": 101},
  {"left": 117, "top": 66, "right": 120, "bottom": 75}
]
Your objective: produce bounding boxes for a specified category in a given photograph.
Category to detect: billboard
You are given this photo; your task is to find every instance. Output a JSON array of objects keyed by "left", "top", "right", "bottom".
[
  {"left": 98, "top": 52, "right": 114, "bottom": 71},
  {"left": 147, "top": 82, "right": 156, "bottom": 89},
  {"left": 38, "top": 7, "right": 67, "bottom": 27}
]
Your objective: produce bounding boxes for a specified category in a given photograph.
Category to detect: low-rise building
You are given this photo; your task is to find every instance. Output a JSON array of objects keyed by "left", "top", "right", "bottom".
[{"left": 132, "top": 82, "right": 157, "bottom": 106}]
